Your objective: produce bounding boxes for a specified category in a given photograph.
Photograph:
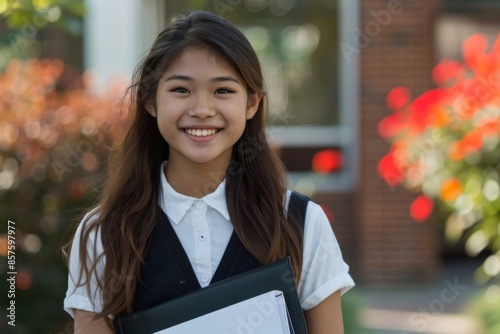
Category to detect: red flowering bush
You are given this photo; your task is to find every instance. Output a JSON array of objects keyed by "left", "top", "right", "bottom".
[
  {"left": 378, "top": 33, "right": 500, "bottom": 283},
  {"left": 0, "top": 59, "right": 128, "bottom": 333}
]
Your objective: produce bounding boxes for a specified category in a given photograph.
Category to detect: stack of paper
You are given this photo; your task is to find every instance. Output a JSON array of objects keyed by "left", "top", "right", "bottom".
[{"left": 154, "top": 290, "right": 292, "bottom": 334}]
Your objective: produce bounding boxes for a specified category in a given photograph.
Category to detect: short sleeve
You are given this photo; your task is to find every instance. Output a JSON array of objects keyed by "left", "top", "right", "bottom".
[
  {"left": 63, "top": 211, "right": 105, "bottom": 318},
  {"left": 297, "top": 201, "right": 355, "bottom": 310}
]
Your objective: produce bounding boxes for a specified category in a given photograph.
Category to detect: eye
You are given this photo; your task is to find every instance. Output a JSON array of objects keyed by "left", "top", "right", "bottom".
[
  {"left": 170, "top": 87, "right": 189, "bottom": 94},
  {"left": 215, "top": 88, "right": 234, "bottom": 94}
]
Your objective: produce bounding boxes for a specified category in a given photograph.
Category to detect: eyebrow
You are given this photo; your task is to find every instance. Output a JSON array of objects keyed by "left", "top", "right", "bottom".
[{"left": 165, "top": 74, "right": 241, "bottom": 84}]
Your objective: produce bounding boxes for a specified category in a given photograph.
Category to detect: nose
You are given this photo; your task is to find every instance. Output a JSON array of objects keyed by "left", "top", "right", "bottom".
[{"left": 187, "top": 93, "right": 216, "bottom": 119}]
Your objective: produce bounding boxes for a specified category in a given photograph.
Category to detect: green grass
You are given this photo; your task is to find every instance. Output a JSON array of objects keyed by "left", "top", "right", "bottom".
[
  {"left": 465, "top": 285, "right": 500, "bottom": 333},
  {"left": 342, "top": 289, "right": 364, "bottom": 333}
]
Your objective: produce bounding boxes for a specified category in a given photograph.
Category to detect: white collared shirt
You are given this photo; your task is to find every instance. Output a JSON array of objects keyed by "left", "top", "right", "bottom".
[
  {"left": 158, "top": 161, "right": 233, "bottom": 287},
  {"left": 64, "top": 161, "right": 355, "bottom": 317}
]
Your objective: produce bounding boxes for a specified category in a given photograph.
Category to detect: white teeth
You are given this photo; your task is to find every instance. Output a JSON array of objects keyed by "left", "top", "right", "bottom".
[{"left": 185, "top": 129, "right": 218, "bottom": 137}]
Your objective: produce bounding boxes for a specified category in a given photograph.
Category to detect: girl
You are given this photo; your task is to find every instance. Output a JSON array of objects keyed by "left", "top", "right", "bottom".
[{"left": 64, "top": 10, "right": 354, "bottom": 333}]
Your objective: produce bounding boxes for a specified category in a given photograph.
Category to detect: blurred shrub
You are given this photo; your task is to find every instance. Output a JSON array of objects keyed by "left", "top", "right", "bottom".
[
  {"left": 0, "top": 58, "right": 127, "bottom": 333},
  {"left": 0, "top": 0, "right": 85, "bottom": 31},
  {"left": 377, "top": 34, "right": 500, "bottom": 286},
  {"left": 466, "top": 286, "right": 500, "bottom": 333}
]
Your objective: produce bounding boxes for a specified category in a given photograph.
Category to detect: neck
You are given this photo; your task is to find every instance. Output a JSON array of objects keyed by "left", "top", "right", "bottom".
[{"left": 165, "top": 158, "right": 228, "bottom": 198}]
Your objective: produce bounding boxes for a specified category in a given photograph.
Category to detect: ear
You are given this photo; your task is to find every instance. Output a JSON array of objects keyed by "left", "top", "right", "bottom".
[
  {"left": 145, "top": 98, "right": 157, "bottom": 118},
  {"left": 246, "top": 93, "right": 262, "bottom": 120}
]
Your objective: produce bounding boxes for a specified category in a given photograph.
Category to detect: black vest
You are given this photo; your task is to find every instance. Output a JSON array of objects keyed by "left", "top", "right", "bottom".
[{"left": 131, "top": 191, "right": 310, "bottom": 313}]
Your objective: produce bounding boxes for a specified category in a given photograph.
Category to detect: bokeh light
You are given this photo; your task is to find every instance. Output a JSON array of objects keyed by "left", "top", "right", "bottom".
[
  {"left": 81, "top": 153, "right": 99, "bottom": 172},
  {"left": 378, "top": 152, "right": 403, "bottom": 187},
  {"left": 483, "top": 179, "right": 500, "bottom": 202},
  {"left": 23, "top": 234, "right": 42, "bottom": 254},
  {"left": 16, "top": 272, "right": 32, "bottom": 290},
  {"left": 485, "top": 284, "right": 500, "bottom": 304},
  {"left": 440, "top": 178, "right": 462, "bottom": 202},
  {"left": 311, "top": 149, "right": 342, "bottom": 174},
  {"left": 386, "top": 86, "right": 410, "bottom": 110},
  {"left": 0, "top": 236, "right": 8, "bottom": 256},
  {"left": 483, "top": 254, "right": 500, "bottom": 277},
  {"left": 465, "top": 230, "right": 489, "bottom": 257},
  {"left": 410, "top": 195, "right": 434, "bottom": 222}
]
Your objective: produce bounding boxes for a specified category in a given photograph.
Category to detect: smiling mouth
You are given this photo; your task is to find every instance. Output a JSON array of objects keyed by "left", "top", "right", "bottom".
[{"left": 183, "top": 128, "right": 219, "bottom": 137}]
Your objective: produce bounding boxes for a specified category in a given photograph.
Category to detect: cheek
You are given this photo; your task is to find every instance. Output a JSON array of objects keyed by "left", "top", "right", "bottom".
[
  {"left": 156, "top": 104, "right": 179, "bottom": 122},
  {"left": 154, "top": 109, "right": 180, "bottom": 139},
  {"left": 229, "top": 115, "right": 249, "bottom": 136},
  {"left": 227, "top": 98, "right": 250, "bottom": 118},
  {"left": 224, "top": 105, "right": 247, "bottom": 128}
]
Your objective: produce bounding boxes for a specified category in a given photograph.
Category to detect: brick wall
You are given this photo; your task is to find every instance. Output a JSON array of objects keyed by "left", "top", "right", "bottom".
[
  {"left": 356, "top": 0, "right": 442, "bottom": 285},
  {"left": 313, "top": 192, "right": 358, "bottom": 275}
]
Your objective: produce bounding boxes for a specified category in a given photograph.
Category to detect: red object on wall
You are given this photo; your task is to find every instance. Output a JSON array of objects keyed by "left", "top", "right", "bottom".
[{"left": 311, "top": 149, "right": 343, "bottom": 173}]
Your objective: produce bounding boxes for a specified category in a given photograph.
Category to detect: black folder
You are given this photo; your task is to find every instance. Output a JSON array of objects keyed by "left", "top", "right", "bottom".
[{"left": 115, "top": 257, "right": 308, "bottom": 333}]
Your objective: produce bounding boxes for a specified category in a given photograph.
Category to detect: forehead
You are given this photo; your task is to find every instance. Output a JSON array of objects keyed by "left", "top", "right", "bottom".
[{"left": 162, "top": 47, "right": 242, "bottom": 81}]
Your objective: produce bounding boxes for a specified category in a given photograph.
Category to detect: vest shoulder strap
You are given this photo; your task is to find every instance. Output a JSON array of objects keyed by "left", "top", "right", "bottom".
[{"left": 288, "top": 191, "right": 311, "bottom": 228}]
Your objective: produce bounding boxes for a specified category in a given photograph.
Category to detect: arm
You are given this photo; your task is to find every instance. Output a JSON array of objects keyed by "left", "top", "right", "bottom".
[
  {"left": 74, "top": 309, "right": 113, "bottom": 334},
  {"left": 304, "top": 291, "right": 344, "bottom": 334}
]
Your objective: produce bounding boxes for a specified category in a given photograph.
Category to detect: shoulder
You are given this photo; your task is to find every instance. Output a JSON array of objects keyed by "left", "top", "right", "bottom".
[{"left": 285, "top": 190, "right": 311, "bottom": 223}]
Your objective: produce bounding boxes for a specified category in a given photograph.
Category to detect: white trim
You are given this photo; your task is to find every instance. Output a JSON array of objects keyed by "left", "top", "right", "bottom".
[
  {"left": 83, "top": 0, "right": 164, "bottom": 89},
  {"left": 138, "top": 0, "right": 166, "bottom": 56},
  {"left": 268, "top": 126, "right": 350, "bottom": 147},
  {"left": 339, "top": 0, "right": 360, "bottom": 191}
]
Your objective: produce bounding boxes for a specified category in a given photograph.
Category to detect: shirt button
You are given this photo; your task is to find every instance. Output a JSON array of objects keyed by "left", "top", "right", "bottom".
[
  {"left": 201, "top": 274, "right": 210, "bottom": 283},
  {"left": 200, "top": 233, "right": 207, "bottom": 241},
  {"left": 195, "top": 201, "right": 205, "bottom": 209}
]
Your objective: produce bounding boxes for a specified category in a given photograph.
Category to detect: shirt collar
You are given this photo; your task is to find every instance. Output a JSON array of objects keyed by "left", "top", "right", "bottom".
[{"left": 159, "top": 161, "right": 230, "bottom": 224}]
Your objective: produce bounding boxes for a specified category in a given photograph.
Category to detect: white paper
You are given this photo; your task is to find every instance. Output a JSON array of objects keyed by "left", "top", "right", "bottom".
[
  {"left": 153, "top": 290, "right": 292, "bottom": 334},
  {"left": 275, "top": 292, "right": 293, "bottom": 334}
]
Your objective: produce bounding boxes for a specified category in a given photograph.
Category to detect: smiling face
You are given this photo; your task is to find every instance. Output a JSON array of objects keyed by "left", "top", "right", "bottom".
[{"left": 148, "top": 47, "right": 261, "bottom": 172}]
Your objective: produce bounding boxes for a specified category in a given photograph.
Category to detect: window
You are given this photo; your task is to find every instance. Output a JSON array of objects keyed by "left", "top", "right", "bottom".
[{"left": 436, "top": 2, "right": 500, "bottom": 61}]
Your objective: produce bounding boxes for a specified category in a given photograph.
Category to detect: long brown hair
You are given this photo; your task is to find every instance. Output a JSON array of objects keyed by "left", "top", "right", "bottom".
[{"left": 64, "top": 10, "right": 303, "bottom": 329}]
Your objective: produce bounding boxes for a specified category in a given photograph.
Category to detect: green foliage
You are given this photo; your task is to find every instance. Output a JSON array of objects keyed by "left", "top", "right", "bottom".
[
  {"left": 0, "top": 0, "right": 86, "bottom": 69},
  {"left": 0, "top": 0, "right": 86, "bottom": 30},
  {"left": 466, "top": 286, "right": 500, "bottom": 333}
]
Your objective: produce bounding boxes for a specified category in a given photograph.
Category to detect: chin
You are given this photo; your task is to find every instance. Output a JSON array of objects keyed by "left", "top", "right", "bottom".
[{"left": 190, "top": 156, "right": 220, "bottom": 165}]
